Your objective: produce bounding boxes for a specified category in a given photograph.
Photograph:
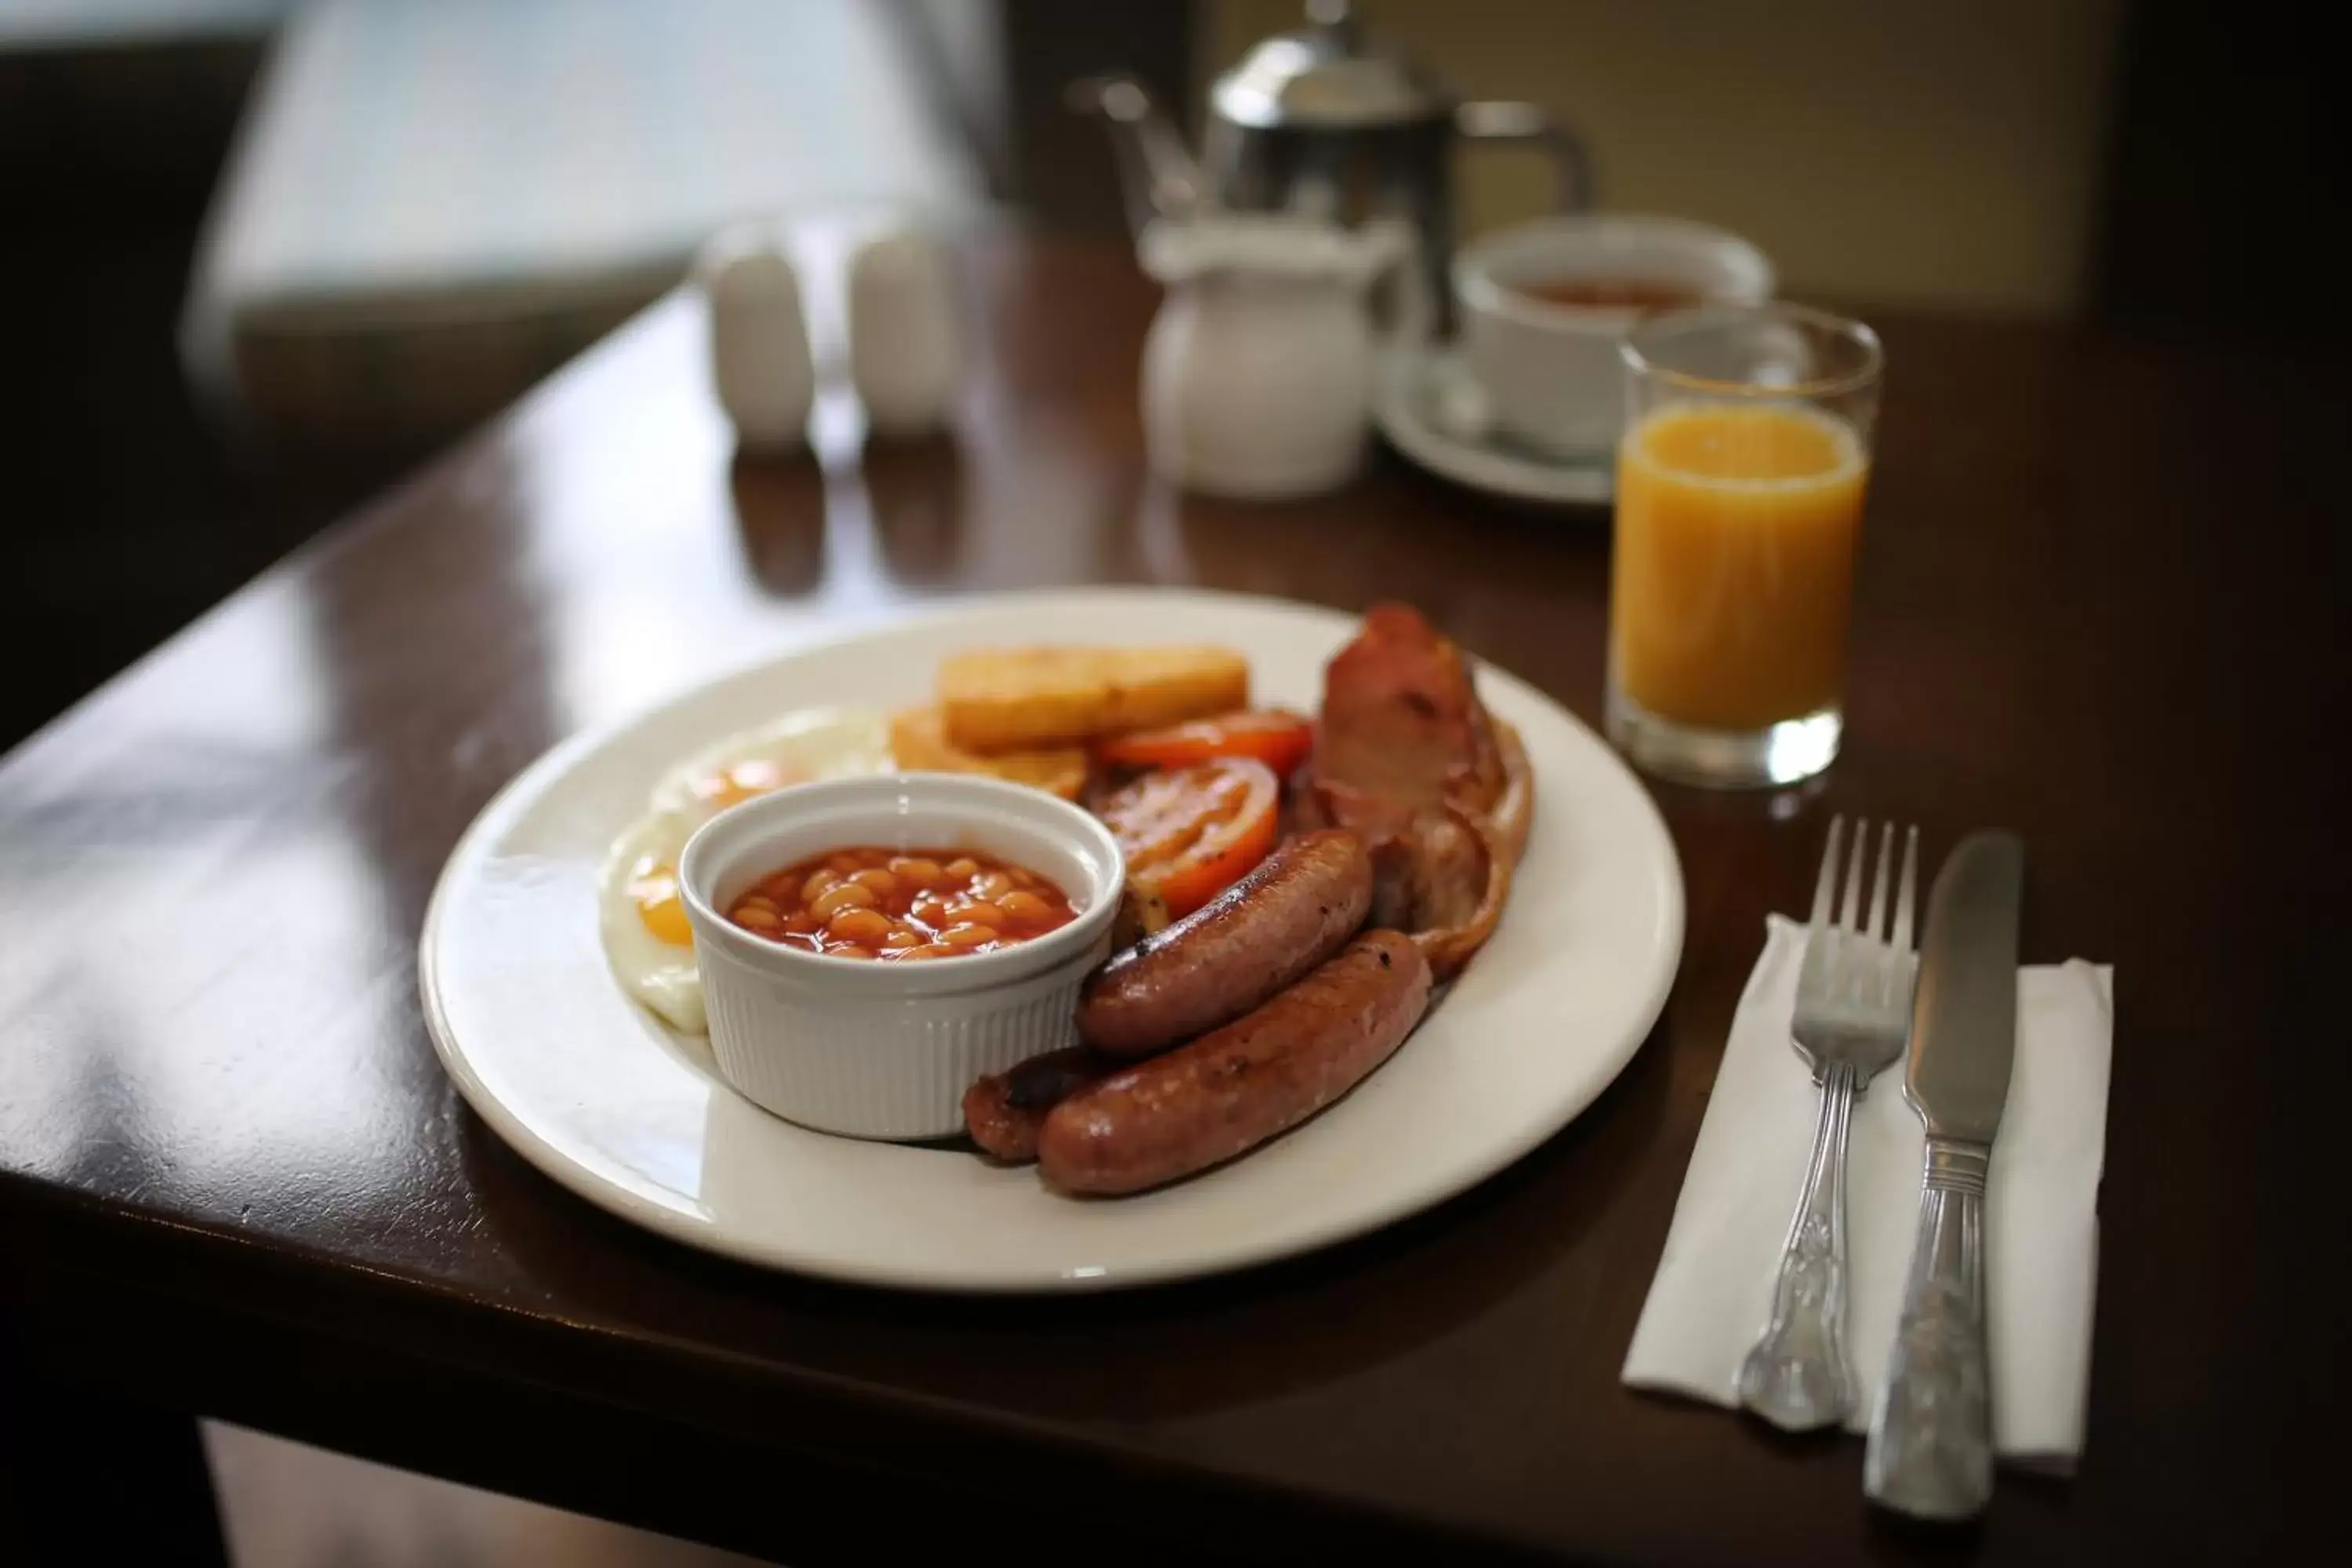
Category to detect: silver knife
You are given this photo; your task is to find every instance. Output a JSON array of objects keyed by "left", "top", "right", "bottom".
[{"left": 1863, "top": 830, "right": 2025, "bottom": 1520}]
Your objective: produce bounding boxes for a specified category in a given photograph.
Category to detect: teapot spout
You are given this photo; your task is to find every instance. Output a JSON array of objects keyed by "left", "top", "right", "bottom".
[{"left": 1067, "top": 74, "right": 1208, "bottom": 236}]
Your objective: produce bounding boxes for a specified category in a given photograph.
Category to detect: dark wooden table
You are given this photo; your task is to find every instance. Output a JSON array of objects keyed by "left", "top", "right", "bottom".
[{"left": 2, "top": 234, "right": 2339, "bottom": 1564}]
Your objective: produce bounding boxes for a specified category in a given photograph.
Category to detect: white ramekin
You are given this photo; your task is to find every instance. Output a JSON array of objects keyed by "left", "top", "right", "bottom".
[{"left": 677, "top": 774, "right": 1125, "bottom": 1141}]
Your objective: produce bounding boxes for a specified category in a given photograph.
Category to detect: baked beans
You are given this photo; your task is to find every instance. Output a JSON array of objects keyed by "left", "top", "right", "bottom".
[{"left": 725, "top": 845, "right": 1078, "bottom": 960}]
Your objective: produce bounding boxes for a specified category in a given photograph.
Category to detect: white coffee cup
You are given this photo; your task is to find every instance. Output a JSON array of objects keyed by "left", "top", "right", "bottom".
[{"left": 1454, "top": 216, "right": 1775, "bottom": 457}]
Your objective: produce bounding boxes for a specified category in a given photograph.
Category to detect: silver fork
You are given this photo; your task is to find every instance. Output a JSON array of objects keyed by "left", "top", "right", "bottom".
[{"left": 1736, "top": 815, "right": 1921, "bottom": 1432}]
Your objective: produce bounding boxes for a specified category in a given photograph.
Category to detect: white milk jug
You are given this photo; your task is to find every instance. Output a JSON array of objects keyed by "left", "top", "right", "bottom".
[{"left": 1140, "top": 216, "right": 1410, "bottom": 500}]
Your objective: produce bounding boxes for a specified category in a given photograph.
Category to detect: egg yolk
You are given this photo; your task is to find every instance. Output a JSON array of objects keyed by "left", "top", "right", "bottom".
[
  {"left": 688, "top": 759, "right": 802, "bottom": 810},
  {"left": 628, "top": 858, "right": 694, "bottom": 946}
]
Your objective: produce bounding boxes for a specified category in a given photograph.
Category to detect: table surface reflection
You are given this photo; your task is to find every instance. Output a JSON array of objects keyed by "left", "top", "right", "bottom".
[{"left": 2, "top": 234, "right": 2337, "bottom": 1565}]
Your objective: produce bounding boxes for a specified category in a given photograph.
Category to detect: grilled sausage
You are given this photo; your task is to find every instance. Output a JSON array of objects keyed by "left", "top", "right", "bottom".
[
  {"left": 1040, "top": 929, "right": 1432, "bottom": 1196},
  {"left": 1076, "top": 829, "right": 1371, "bottom": 1058},
  {"left": 963, "top": 1046, "right": 1112, "bottom": 1162}
]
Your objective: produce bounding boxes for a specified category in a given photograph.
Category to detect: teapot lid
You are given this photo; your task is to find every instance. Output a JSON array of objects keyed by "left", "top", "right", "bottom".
[{"left": 1211, "top": 0, "right": 1451, "bottom": 131}]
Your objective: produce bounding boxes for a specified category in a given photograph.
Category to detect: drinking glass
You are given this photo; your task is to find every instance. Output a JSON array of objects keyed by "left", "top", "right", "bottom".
[{"left": 1606, "top": 303, "right": 1882, "bottom": 787}]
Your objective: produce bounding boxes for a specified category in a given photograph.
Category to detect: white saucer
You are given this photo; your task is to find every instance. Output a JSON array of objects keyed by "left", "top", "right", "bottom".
[{"left": 1374, "top": 345, "right": 1614, "bottom": 507}]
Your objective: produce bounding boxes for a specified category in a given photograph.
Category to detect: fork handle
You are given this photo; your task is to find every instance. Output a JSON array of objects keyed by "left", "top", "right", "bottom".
[
  {"left": 1735, "top": 1060, "right": 1857, "bottom": 1431},
  {"left": 1865, "top": 1137, "right": 1994, "bottom": 1519}
]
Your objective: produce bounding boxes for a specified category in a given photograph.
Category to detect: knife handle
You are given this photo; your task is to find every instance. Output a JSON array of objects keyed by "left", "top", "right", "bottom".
[{"left": 1864, "top": 1137, "right": 1994, "bottom": 1519}]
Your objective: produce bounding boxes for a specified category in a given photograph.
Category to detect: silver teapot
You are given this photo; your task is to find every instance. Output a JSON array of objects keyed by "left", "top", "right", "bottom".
[{"left": 1073, "top": 0, "right": 1589, "bottom": 328}]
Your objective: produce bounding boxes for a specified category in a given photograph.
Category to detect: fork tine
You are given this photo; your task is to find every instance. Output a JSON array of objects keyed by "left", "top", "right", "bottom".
[
  {"left": 1864, "top": 820, "right": 1895, "bottom": 940},
  {"left": 1837, "top": 818, "right": 1868, "bottom": 933},
  {"left": 1889, "top": 825, "right": 1921, "bottom": 951},
  {"left": 1809, "top": 815, "right": 1845, "bottom": 931}
]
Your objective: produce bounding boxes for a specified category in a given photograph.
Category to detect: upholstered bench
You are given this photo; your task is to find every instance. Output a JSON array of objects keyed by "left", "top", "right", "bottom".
[{"left": 183, "top": 0, "right": 979, "bottom": 448}]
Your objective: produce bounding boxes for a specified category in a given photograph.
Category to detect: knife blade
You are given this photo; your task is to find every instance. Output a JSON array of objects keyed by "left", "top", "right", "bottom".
[
  {"left": 1865, "top": 829, "right": 2025, "bottom": 1522},
  {"left": 1904, "top": 831, "right": 2026, "bottom": 1141}
]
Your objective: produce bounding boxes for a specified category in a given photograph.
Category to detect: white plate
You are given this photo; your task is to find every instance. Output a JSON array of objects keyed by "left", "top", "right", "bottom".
[
  {"left": 1374, "top": 345, "right": 1616, "bottom": 507},
  {"left": 421, "top": 588, "right": 1682, "bottom": 1292}
]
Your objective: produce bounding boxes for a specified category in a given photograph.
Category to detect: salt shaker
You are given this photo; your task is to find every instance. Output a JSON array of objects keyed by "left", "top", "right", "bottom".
[
  {"left": 698, "top": 226, "right": 815, "bottom": 452},
  {"left": 846, "top": 228, "right": 963, "bottom": 437}
]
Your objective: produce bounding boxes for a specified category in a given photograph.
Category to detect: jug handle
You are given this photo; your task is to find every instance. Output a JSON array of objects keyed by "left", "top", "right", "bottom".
[
  {"left": 1361, "top": 218, "right": 1432, "bottom": 361},
  {"left": 1457, "top": 100, "right": 1592, "bottom": 212}
]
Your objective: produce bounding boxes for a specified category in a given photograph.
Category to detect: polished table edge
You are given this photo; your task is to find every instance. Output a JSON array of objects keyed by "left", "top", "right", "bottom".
[{"left": 2, "top": 1171, "right": 1568, "bottom": 1565}]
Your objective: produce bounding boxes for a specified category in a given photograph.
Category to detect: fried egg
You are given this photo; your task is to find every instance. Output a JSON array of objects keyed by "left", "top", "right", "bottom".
[{"left": 597, "top": 706, "right": 895, "bottom": 1033}]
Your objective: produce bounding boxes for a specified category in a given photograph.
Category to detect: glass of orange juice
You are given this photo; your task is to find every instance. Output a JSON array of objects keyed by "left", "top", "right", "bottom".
[{"left": 1607, "top": 303, "right": 1882, "bottom": 787}]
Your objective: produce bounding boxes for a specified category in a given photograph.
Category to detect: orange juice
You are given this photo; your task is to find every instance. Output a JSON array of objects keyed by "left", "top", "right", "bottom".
[{"left": 1610, "top": 403, "right": 1867, "bottom": 731}]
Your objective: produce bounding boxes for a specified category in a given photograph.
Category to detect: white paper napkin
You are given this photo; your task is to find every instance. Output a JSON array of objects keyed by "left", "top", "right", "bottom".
[{"left": 1624, "top": 916, "right": 2113, "bottom": 1470}]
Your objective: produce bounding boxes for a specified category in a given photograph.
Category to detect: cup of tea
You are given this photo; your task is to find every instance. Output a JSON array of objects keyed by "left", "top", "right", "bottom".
[{"left": 1453, "top": 216, "right": 1774, "bottom": 457}]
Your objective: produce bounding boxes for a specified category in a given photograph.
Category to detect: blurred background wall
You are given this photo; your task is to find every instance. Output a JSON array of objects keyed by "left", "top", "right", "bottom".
[
  {"left": 1213, "top": 0, "right": 2125, "bottom": 317},
  {"left": 3, "top": 0, "right": 2335, "bottom": 763}
]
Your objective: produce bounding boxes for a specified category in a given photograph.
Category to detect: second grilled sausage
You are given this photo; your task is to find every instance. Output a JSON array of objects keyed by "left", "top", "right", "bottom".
[
  {"left": 1041, "top": 929, "right": 1432, "bottom": 1196},
  {"left": 962, "top": 1046, "right": 1111, "bottom": 1162},
  {"left": 1076, "top": 828, "right": 1371, "bottom": 1058}
]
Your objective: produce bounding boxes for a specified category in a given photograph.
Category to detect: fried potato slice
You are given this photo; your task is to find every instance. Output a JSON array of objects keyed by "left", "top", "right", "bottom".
[
  {"left": 889, "top": 706, "right": 1088, "bottom": 800},
  {"left": 938, "top": 645, "right": 1250, "bottom": 752}
]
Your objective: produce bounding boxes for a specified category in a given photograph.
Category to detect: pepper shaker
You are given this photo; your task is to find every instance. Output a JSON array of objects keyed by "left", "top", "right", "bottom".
[{"left": 847, "top": 227, "right": 964, "bottom": 437}]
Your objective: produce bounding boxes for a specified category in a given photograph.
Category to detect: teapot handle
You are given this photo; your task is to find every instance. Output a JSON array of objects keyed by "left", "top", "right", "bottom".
[{"left": 1457, "top": 100, "right": 1592, "bottom": 212}]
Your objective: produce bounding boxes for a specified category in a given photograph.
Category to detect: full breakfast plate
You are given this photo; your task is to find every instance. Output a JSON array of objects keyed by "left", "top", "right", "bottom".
[{"left": 421, "top": 588, "right": 1682, "bottom": 1291}]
